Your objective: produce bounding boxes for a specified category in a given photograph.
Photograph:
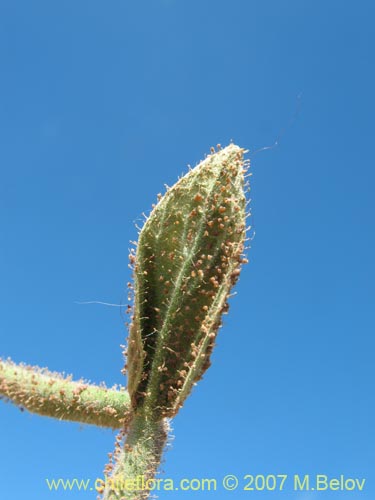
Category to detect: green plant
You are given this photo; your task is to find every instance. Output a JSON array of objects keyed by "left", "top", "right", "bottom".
[{"left": 0, "top": 144, "right": 248, "bottom": 499}]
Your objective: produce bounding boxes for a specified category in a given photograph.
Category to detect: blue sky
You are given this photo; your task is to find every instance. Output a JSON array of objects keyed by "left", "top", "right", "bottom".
[{"left": 0, "top": 1, "right": 374, "bottom": 498}]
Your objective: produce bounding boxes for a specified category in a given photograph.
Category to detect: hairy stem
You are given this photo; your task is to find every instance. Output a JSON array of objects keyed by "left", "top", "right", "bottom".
[
  {"left": 0, "top": 358, "right": 131, "bottom": 429},
  {"left": 104, "top": 411, "right": 169, "bottom": 500}
]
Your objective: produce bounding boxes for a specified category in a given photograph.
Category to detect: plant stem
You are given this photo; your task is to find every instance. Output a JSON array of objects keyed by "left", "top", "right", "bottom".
[
  {"left": 104, "top": 411, "right": 169, "bottom": 500},
  {"left": 0, "top": 358, "right": 130, "bottom": 429}
]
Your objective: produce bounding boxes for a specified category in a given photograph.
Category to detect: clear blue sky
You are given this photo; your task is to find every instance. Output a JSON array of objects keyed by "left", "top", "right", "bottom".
[{"left": 1, "top": 1, "right": 374, "bottom": 499}]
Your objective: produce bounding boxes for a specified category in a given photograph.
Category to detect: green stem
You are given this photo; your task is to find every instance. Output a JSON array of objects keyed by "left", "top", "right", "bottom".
[
  {"left": 0, "top": 358, "right": 131, "bottom": 429},
  {"left": 104, "top": 411, "right": 169, "bottom": 500}
]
